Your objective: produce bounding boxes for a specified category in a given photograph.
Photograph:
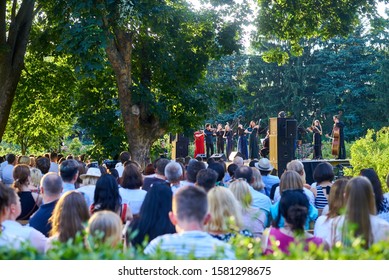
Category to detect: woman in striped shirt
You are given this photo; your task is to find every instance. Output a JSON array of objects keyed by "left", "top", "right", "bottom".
[{"left": 311, "top": 162, "right": 334, "bottom": 210}]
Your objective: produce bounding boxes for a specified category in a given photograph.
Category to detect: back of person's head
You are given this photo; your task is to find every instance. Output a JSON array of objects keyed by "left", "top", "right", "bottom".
[
  {"left": 49, "top": 191, "right": 90, "bottom": 243},
  {"left": 119, "top": 151, "right": 131, "bottom": 164},
  {"left": 206, "top": 187, "right": 243, "bottom": 232},
  {"left": 12, "top": 164, "right": 31, "bottom": 191},
  {"left": 18, "top": 155, "right": 30, "bottom": 165},
  {"left": 327, "top": 178, "right": 348, "bottom": 219},
  {"left": 207, "top": 157, "right": 216, "bottom": 165},
  {"left": 279, "top": 170, "right": 304, "bottom": 194},
  {"left": 207, "top": 162, "right": 225, "bottom": 183},
  {"left": 360, "top": 168, "right": 383, "bottom": 213},
  {"left": 50, "top": 152, "right": 58, "bottom": 161},
  {"left": 313, "top": 162, "right": 334, "bottom": 183},
  {"left": 165, "top": 161, "right": 183, "bottom": 183},
  {"left": 277, "top": 189, "right": 309, "bottom": 233},
  {"left": 143, "top": 163, "right": 155, "bottom": 175},
  {"left": 286, "top": 160, "right": 306, "bottom": 183},
  {"left": 87, "top": 210, "right": 122, "bottom": 247},
  {"left": 30, "top": 167, "right": 43, "bottom": 188},
  {"left": 227, "top": 163, "right": 238, "bottom": 178},
  {"left": 6, "top": 153, "right": 16, "bottom": 164},
  {"left": 41, "top": 172, "right": 63, "bottom": 197},
  {"left": 174, "top": 186, "right": 208, "bottom": 224},
  {"left": 156, "top": 158, "right": 170, "bottom": 176},
  {"left": 59, "top": 159, "right": 79, "bottom": 182},
  {"left": 108, "top": 168, "right": 119, "bottom": 181},
  {"left": 233, "top": 156, "right": 244, "bottom": 167},
  {"left": 128, "top": 183, "right": 175, "bottom": 246},
  {"left": 251, "top": 167, "right": 265, "bottom": 192},
  {"left": 186, "top": 160, "right": 206, "bottom": 183},
  {"left": 121, "top": 163, "right": 143, "bottom": 190},
  {"left": 234, "top": 166, "right": 253, "bottom": 184},
  {"left": 29, "top": 156, "right": 36, "bottom": 167},
  {"left": 184, "top": 156, "right": 192, "bottom": 166},
  {"left": 344, "top": 176, "right": 376, "bottom": 248},
  {"left": 196, "top": 168, "right": 218, "bottom": 192},
  {"left": 93, "top": 174, "right": 121, "bottom": 213},
  {"left": 36, "top": 156, "right": 50, "bottom": 174},
  {"left": 0, "top": 182, "right": 17, "bottom": 213},
  {"left": 249, "top": 159, "right": 258, "bottom": 168},
  {"left": 228, "top": 178, "right": 252, "bottom": 210}
]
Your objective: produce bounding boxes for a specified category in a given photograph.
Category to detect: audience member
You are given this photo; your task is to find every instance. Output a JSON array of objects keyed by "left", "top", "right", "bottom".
[
  {"left": 144, "top": 186, "right": 235, "bottom": 259},
  {"left": 1, "top": 153, "right": 16, "bottom": 187},
  {"left": 311, "top": 162, "right": 334, "bottom": 210},
  {"left": 262, "top": 189, "right": 326, "bottom": 254},
  {"left": 251, "top": 167, "right": 266, "bottom": 195},
  {"left": 360, "top": 168, "right": 389, "bottom": 223},
  {"left": 207, "top": 162, "right": 225, "bottom": 186},
  {"left": 142, "top": 158, "right": 170, "bottom": 192},
  {"left": 13, "top": 164, "right": 41, "bottom": 220},
  {"left": 181, "top": 159, "right": 206, "bottom": 187},
  {"left": 127, "top": 183, "right": 175, "bottom": 248},
  {"left": 87, "top": 210, "right": 123, "bottom": 248},
  {"left": 36, "top": 156, "right": 50, "bottom": 175},
  {"left": 77, "top": 167, "right": 101, "bottom": 207},
  {"left": 29, "top": 167, "right": 43, "bottom": 193},
  {"left": 90, "top": 174, "right": 132, "bottom": 223},
  {"left": 229, "top": 179, "right": 266, "bottom": 238},
  {"left": 196, "top": 168, "right": 218, "bottom": 193},
  {"left": 48, "top": 152, "right": 59, "bottom": 173},
  {"left": 206, "top": 187, "right": 253, "bottom": 242},
  {"left": 232, "top": 156, "right": 244, "bottom": 167},
  {"left": 59, "top": 159, "right": 79, "bottom": 195},
  {"left": 0, "top": 183, "right": 47, "bottom": 253},
  {"left": 29, "top": 172, "right": 63, "bottom": 237},
  {"left": 271, "top": 170, "right": 318, "bottom": 229},
  {"left": 115, "top": 151, "right": 131, "bottom": 180},
  {"left": 255, "top": 158, "right": 280, "bottom": 196},
  {"left": 165, "top": 161, "right": 183, "bottom": 194},
  {"left": 119, "top": 163, "right": 146, "bottom": 216}
]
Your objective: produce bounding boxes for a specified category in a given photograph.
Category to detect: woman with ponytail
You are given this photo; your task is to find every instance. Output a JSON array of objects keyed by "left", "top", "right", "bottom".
[
  {"left": 262, "top": 189, "right": 326, "bottom": 254},
  {"left": 12, "top": 164, "right": 41, "bottom": 220}
]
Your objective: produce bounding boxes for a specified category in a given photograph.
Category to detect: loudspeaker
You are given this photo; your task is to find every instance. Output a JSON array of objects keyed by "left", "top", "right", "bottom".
[
  {"left": 171, "top": 134, "right": 189, "bottom": 159},
  {"left": 269, "top": 117, "right": 297, "bottom": 176},
  {"left": 210, "top": 153, "right": 227, "bottom": 161}
]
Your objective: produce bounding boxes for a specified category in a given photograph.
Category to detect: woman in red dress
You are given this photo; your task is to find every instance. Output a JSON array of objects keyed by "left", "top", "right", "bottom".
[{"left": 193, "top": 130, "right": 205, "bottom": 158}]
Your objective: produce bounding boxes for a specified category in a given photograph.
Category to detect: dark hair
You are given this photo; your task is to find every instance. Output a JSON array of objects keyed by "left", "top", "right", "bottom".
[
  {"left": 121, "top": 163, "right": 143, "bottom": 190},
  {"left": 360, "top": 168, "right": 384, "bottom": 213},
  {"left": 274, "top": 190, "right": 309, "bottom": 233},
  {"left": 93, "top": 174, "right": 122, "bottom": 214},
  {"left": 50, "top": 152, "right": 58, "bottom": 161},
  {"left": 6, "top": 154, "right": 16, "bottom": 164},
  {"left": 207, "top": 162, "right": 225, "bottom": 183},
  {"left": 143, "top": 164, "right": 155, "bottom": 176},
  {"left": 234, "top": 166, "right": 253, "bottom": 183},
  {"left": 119, "top": 152, "right": 131, "bottom": 164},
  {"left": 186, "top": 160, "right": 206, "bottom": 183},
  {"left": 207, "top": 157, "right": 216, "bottom": 165},
  {"left": 249, "top": 160, "right": 258, "bottom": 168},
  {"left": 313, "top": 162, "right": 334, "bottom": 183},
  {"left": 36, "top": 157, "right": 50, "bottom": 174},
  {"left": 59, "top": 159, "right": 79, "bottom": 182},
  {"left": 127, "top": 183, "right": 175, "bottom": 247},
  {"left": 156, "top": 158, "right": 170, "bottom": 176},
  {"left": 175, "top": 186, "right": 208, "bottom": 223},
  {"left": 196, "top": 169, "right": 218, "bottom": 192},
  {"left": 227, "top": 163, "right": 238, "bottom": 177}
]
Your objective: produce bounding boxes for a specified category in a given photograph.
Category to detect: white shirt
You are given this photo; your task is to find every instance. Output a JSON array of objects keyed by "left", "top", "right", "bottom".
[
  {"left": 119, "top": 188, "right": 147, "bottom": 215},
  {"left": 76, "top": 184, "right": 96, "bottom": 208}
]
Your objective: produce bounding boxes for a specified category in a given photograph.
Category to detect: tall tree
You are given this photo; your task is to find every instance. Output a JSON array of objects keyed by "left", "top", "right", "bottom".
[
  {"left": 0, "top": 0, "right": 36, "bottom": 141},
  {"left": 41, "top": 0, "right": 244, "bottom": 166}
]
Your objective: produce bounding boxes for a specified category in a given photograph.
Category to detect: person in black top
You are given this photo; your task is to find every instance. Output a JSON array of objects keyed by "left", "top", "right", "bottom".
[
  {"left": 333, "top": 115, "right": 346, "bottom": 159},
  {"left": 215, "top": 124, "right": 225, "bottom": 155},
  {"left": 204, "top": 123, "right": 215, "bottom": 159}
]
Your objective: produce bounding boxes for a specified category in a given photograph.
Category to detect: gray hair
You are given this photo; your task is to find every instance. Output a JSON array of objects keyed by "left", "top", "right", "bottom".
[{"left": 165, "top": 161, "right": 183, "bottom": 183}]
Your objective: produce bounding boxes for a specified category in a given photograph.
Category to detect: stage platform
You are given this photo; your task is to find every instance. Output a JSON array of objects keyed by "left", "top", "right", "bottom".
[{"left": 302, "top": 159, "right": 352, "bottom": 185}]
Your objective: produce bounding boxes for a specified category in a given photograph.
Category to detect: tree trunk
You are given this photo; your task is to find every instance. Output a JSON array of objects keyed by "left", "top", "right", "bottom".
[
  {"left": 105, "top": 28, "right": 165, "bottom": 168},
  {"left": 0, "top": 0, "right": 36, "bottom": 141}
]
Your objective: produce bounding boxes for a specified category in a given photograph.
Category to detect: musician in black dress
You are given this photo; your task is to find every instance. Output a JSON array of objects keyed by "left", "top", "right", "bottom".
[
  {"left": 246, "top": 120, "right": 259, "bottom": 160},
  {"left": 223, "top": 124, "right": 233, "bottom": 160},
  {"left": 215, "top": 123, "right": 225, "bottom": 154},
  {"left": 309, "top": 119, "right": 323, "bottom": 160}
]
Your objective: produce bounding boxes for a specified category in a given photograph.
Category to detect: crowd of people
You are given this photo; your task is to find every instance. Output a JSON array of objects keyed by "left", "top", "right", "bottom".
[{"left": 0, "top": 151, "right": 389, "bottom": 259}]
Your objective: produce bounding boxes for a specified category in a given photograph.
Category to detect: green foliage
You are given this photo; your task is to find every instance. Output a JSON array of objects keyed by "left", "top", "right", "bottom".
[{"left": 346, "top": 127, "right": 389, "bottom": 192}]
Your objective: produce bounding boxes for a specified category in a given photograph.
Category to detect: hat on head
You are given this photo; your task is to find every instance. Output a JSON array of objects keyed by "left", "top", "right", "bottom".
[
  {"left": 255, "top": 158, "right": 273, "bottom": 171},
  {"left": 80, "top": 167, "right": 101, "bottom": 180}
]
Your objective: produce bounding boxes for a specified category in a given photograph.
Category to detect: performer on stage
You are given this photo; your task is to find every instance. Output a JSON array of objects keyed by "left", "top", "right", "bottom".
[
  {"left": 223, "top": 124, "right": 233, "bottom": 160},
  {"left": 246, "top": 120, "right": 259, "bottom": 160},
  {"left": 237, "top": 124, "right": 248, "bottom": 160},
  {"left": 308, "top": 120, "right": 323, "bottom": 160},
  {"left": 332, "top": 115, "right": 346, "bottom": 159},
  {"left": 193, "top": 129, "right": 205, "bottom": 158},
  {"left": 260, "top": 130, "right": 270, "bottom": 158},
  {"left": 215, "top": 123, "right": 225, "bottom": 154},
  {"left": 204, "top": 123, "right": 215, "bottom": 159}
]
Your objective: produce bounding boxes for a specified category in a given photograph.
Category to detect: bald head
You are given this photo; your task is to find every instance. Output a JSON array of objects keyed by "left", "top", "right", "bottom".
[{"left": 41, "top": 172, "right": 63, "bottom": 197}]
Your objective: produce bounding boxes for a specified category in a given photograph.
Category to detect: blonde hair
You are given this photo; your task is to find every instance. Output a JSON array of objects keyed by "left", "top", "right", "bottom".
[
  {"left": 49, "top": 191, "right": 90, "bottom": 243},
  {"left": 279, "top": 170, "right": 304, "bottom": 194},
  {"left": 205, "top": 187, "right": 243, "bottom": 233},
  {"left": 30, "top": 167, "right": 43, "bottom": 188},
  {"left": 87, "top": 211, "right": 122, "bottom": 247},
  {"left": 228, "top": 179, "right": 252, "bottom": 211},
  {"left": 326, "top": 178, "right": 348, "bottom": 220},
  {"left": 286, "top": 160, "right": 306, "bottom": 184},
  {"left": 343, "top": 176, "right": 376, "bottom": 248},
  {"left": 18, "top": 155, "right": 31, "bottom": 165},
  {"left": 251, "top": 167, "right": 265, "bottom": 191},
  {"left": 82, "top": 176, "right": 99, "bottom": 186}
]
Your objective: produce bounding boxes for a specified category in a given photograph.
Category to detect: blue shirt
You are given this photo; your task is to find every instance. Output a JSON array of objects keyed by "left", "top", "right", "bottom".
[
  {"left": 262, "top": 174, "right": 280, "bottom": 196},
  {"left": 29, "top": 199, "right": 58, "bottom": 237},
  {"left": 270, "top": 201, "right": 318, "bottom": 230}
]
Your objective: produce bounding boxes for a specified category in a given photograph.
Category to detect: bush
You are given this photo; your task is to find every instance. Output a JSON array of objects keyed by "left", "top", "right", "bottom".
[{"left": 345, "top": 127, "right": 389, "bottom": 192}]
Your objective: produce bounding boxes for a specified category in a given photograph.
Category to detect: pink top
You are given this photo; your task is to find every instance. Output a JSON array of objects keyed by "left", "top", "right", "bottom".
[{"left": 265, "top": 227, "right": 324, "bottom": 254}]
